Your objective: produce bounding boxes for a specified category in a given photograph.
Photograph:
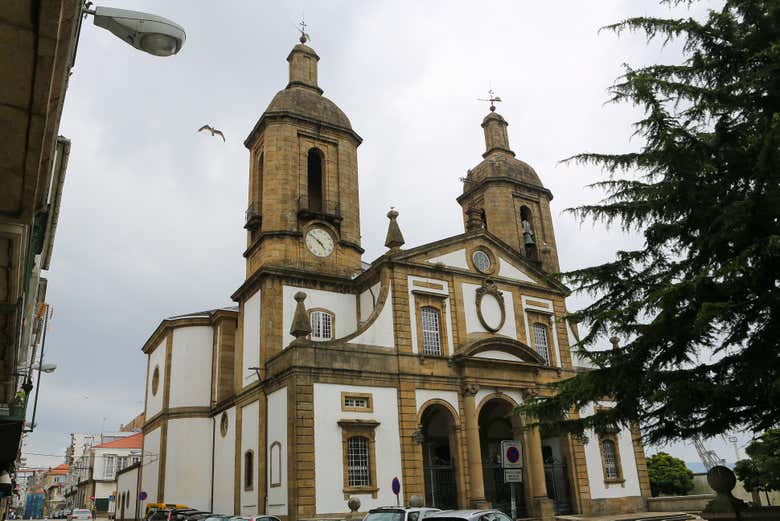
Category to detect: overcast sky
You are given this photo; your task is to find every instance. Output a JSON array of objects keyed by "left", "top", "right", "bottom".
[{"left": 23, "top": 0, "right": 749, "bottom": 471}]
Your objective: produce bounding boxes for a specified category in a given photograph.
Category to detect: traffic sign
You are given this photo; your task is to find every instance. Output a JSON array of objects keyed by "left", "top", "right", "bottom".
[
  {"left": 504, "top": 469, "right": 523, "bottom": 483},
  {"left": 90, "top": 495, "right": 95, "bottom": 501},
  {"left": 109, "top": 495, "right": 115, "bottom": 501},
  {"left": 391, "top": 477, "right": 400, "bottom": 495},
  {"left": 139, "top": 491, "right": 148, "bottom": 501},
  {"left": 500, "top": 440, "right": 523, "bottom": 469}
]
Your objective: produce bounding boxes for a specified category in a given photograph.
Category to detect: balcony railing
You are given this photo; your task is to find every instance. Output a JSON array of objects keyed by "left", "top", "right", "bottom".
[{"left": 297, "top": 195, "right": 341, "bottom": 225}]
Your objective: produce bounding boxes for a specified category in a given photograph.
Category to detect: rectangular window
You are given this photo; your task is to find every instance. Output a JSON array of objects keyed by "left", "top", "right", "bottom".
[
  {"left": 421, "top": 307, "right": 441, "bottom": 356},
  {"left": 346, "top": 436, "right": 370, "bottom": 487},
  {"left": 341, "top": 392, "right": 373, "bottom": 412},
  {"left": 103, "top": 456, "right": 115, "bottom": 479},
  {"left": 344, "top": 396, "right": 369, "bottom": 408},
  {"left": 310, "top": 310, "right": 333, "bottom": 340},
  {"left": 532, "top": 323, "right": 550, "bottom": 365}
]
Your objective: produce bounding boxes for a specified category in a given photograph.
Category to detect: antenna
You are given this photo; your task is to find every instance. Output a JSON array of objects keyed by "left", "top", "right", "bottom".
[{"left": 478, "top": 89, "right": 503, "bottom": 112}]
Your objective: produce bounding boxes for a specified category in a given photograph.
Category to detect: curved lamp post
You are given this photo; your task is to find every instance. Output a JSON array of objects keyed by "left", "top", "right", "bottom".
[{"left": 84, "top": 5, "right": 186, "bottom": 57}]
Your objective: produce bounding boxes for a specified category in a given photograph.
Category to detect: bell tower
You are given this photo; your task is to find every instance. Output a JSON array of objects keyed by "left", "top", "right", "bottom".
[
  {"left": 242, "top": 36, "right": 363, "bottom": 279},
  {"left": 457, "top": 102, "right": 560, "bottom": 272}
]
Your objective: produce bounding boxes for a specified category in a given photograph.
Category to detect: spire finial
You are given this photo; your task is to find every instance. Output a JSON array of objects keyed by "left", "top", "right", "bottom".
[
  {"left": 384, "top": 207, "right": 405, "bottom": 251},
  {"left": 298, "top": 18, "right": 309, "bottom": 44},
  {"left": 289, "top": 291, "right": 312, "bottom": 342},
  {"left": 478, "top": 89, "right": 502, "bottom": 112}
]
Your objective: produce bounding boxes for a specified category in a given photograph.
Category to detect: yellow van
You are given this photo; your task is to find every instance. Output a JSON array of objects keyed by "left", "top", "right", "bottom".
[{"left": 144, "top": 504, "right": 189, "bottom": 518}]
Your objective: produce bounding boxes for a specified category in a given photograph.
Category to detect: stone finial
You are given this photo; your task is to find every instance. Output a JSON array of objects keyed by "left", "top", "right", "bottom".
[
  {"left": 465, "top": 206, "right": 484, "bottom": 232},
  {"left": 481, "top": 111, "right": 515, "bottom": 158},
  {"left": 409, "top": 495, "right": 424, "bottom": 508},
  {"left": 346, "top": 497, "right": 361, "bottom": 520},
  {"left": 609, "top": 336, "right": 620, "bottom": 350},
  {"left": 702, "top": 465, "right": 748, "bottom": 515},
  {"left": 289, "top": 291, "right": 312, "bottom": 339},
  {"left": 384, "top": 207, "right": 405, "bottom": 250},
  {"left": 287, "top": 40, "right": 321, "bottom": 93}
]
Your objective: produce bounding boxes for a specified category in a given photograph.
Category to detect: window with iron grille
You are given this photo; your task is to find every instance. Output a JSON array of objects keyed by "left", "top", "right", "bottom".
[
  {"left": 347, "top": 436, "right": 370, "bottom": 487},
  {"left": 421, "top": 307, "right": 441, "bottom": 356},
  {"left": 311, "top": 310, "right": 333, "bottom": 340},
  {"left": 344, "top": 396, "right": 369, "bottom": 409},
  {"left": 532, "top": 322, "right": 550, "bottom": 365},
  {"left": 601, "top": 440, "right": 619, "bottom": 479}
]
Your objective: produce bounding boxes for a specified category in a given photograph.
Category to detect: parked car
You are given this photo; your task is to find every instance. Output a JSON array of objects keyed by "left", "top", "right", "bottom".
[
  {"left": 202, "top": 516, "right": 232, "bottom": 521},
  {"left": 363, "top": 507, "right": 441, "bottom": 521},
  {"left": 230, "top": 515, "right": 281, "bottom": 521},
  {"left": 426, "top": 510, "right": 512, "bottom": 521},
  {"left": 70, "top": 509, "right": 92, "bottom": 520}
]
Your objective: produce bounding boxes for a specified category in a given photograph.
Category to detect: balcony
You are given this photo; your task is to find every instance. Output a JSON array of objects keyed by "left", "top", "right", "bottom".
[
  {"left": 244, "top": 204, "right": 262, "bottom": 231},
  {"left": 297, "top": 196, "right": 342, "bottom": 227}
]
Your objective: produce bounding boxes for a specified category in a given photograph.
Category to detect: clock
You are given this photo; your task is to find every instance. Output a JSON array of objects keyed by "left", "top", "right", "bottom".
[{"left": 305, "top": 226, "right": 335, "bottom": 257}]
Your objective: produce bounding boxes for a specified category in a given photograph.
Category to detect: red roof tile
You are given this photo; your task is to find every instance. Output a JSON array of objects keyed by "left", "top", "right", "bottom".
[
  {"left": 47, "top": 464, "right": 69, "bottom": 475},
  {"left": 94, "top": 432, "right": 143, "bottom": 449}
]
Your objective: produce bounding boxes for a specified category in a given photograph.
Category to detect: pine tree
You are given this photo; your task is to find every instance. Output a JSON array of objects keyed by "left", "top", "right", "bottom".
[{"left": 522, "top": 0, "right": 780, "bottom": 444}]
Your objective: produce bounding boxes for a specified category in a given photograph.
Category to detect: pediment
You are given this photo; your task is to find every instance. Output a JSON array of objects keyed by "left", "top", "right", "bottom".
[
  {"left": 391, "top": 231, "right": 566, "bottom": 293},
  {"left": 454, "top": 334, "right": 546, "bottom": 365}
]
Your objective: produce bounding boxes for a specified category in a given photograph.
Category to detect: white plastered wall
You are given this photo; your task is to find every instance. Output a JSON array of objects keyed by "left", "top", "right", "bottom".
[
  {"left": 243, "top": 290, "right": 261, "bottom": 387},
  {"left": 415, "top": 389, "right": 459, "bottom": 416},
  {"left": 475, "top": 388, "right": 523, "bottom": 409},
  {"left": 497, "top": 256, "right": 536, "bottom": 283},
  {"left": 408, "top": 276, "right": 455, "bottom": 355},
  {"left": 213, "top": 407, "right": 236, "bottom": 515},
  {"left": 461, "top": 282, "right": 517, "bottom": 339},
  {"left": 348, "top": 286, "right": 394, "bottom": 348},
  {"left": 581, "top": 403, "right": 642, "bottom": 499},
  {"left": 313, "top": 383, "right": 402, "bottom": 514},
  {"left": 267, "top": 388, "right": 288, "bottom": 516},
  {"left": 521, "top": 295, "right": 562, "bottom": 367},
  {"left": 169, "top": 326, "right": 213, "bottom": 408},
  {"left": 282, "top": 285, "right": 357, "bottom": 346},
  {"left": 473, "top": 350, "right": 523, "bottom": 362},
  {"left": 163, "top": 418, "right": 212, "bottom": 511},
  {"left": 145, "top": 340, "right": 166, "bottom": 418},
  {"left": 116, "top": 466, "right": 139, "bottom": 520},
  {"left": 240, "top": 400, "right": 260, "bottom": 515},
  {"left": 425, "top": 249, "right": 469, "bottom": 270},
  {"left": 140, "top": 427, "right": 160, "bottom": 510},
  {"left": 359, "top": 282, "right": 380, "bottom": 322}
]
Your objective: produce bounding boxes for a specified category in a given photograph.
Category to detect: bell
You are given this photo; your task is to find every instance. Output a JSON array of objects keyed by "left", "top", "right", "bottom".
[{"left": 523, "top": 231, "right": 536, "bottom": 246}]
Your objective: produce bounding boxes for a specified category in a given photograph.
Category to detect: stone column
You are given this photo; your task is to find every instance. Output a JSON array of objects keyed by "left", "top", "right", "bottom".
[
  {"left": 525, "top": 420, "right": 555, "bottom": 520},
  {"left": 462, "top": 383, "right": 489, "bottom": 508}
]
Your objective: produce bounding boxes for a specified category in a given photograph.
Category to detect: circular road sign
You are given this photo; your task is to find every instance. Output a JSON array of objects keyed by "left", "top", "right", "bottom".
[
  {"left": 391, "top": 477, "right": 401, "bottom": 495},
  {"left": 139, "top": 491, "right": 148, "bottom": 501}
]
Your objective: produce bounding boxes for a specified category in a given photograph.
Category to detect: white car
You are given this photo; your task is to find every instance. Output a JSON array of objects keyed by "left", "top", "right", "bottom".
[
  {"left": 363, "top": 507, "right": 441, "bottom": 521},
  {"left": 70, "top": 509, "right": 92, "bottom": 520}
]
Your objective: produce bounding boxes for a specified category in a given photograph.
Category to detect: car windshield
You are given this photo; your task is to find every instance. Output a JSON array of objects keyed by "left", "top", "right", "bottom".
[
  {"left": 74, "top": 511, "right": 90, "bottom": 515},
  {"left": 364, "top": 512, "right": 404, "bottom": 521}
]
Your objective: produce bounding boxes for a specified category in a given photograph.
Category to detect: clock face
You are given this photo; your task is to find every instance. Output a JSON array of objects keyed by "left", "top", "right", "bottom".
[{"left": 305, "top": 227, "right": 335, "bottom": 257}]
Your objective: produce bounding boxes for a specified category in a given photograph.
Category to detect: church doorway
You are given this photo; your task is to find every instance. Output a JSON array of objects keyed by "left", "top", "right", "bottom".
[
  {"left": 541, "top": 437, "right": 573, "bottom": 515},
  {"left": 421, "top": 403, "right": 460, "bottom": 509},
  {"left": 478, "top": 398, "right": 527, "bottom": 517}
]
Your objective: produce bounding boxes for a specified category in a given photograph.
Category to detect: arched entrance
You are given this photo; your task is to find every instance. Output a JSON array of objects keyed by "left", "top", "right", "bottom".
[
  {"left": 478, "top": 398, "right": 527, "bottom": 517},
  {"left": 420, "top": 402, "right": 460, "bottom": 509}
]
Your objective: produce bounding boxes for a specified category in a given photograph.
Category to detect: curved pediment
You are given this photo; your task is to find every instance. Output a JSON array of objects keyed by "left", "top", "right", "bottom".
[{"left": 454, "top": 334, "right": 546, "bottom": 365}]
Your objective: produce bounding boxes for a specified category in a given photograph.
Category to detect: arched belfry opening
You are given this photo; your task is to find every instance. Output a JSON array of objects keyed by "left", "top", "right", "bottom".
[
  {"left": 520, "top": 206, "right": 538, "bottom": 261},
  {"left": 420, "top": 403, "right": 460, "bottom": 509},
  {"left": 307, "top": 148, "right": 324, "bottom": 212}
]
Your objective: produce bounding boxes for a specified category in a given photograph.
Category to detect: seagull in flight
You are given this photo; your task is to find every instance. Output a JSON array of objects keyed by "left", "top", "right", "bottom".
[{"left": 198, "top": 124, "right": 225, "bottom": 142}]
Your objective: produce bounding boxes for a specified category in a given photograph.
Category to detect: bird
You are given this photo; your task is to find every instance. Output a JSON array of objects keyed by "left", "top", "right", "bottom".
[{"left": 198, "top": 124, "right": 225, "bottom": 141}]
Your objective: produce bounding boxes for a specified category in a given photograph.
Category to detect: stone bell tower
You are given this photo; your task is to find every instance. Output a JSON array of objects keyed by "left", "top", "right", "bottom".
[
  {"left": 242, "top": 36, "right": 364, "bottom": 279},
  {"left": 457, "top": 102, "right": 560, "bottom": 272}
]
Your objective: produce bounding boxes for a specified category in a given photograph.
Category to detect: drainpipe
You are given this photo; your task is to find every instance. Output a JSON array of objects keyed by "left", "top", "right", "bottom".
[{"left": 210, "top": 416, "right": 215, "bottom": 513}]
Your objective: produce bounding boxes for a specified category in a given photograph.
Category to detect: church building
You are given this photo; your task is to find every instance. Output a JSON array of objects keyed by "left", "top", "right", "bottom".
[{"left": 136, "top": 36, "right": 651, "bottom": 521}]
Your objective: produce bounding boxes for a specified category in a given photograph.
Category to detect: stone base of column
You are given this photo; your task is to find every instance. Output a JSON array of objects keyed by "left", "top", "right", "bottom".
[
  {"left": 468, "top": 498, "right": 491, "bottom": 509},
  {"left": 532, "top": 496, "right": 555, "bottom": 521}
]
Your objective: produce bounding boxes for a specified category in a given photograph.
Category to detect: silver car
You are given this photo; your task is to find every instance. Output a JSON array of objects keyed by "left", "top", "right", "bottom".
[
  {"left": 363, "top": 507, "right": 441, "bottom": 521},
  {"left": 426, "top": 510, "right": 512, "bottom": 521}
]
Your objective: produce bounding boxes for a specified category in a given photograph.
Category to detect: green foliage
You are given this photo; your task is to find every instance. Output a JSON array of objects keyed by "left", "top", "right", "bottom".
[
  {"left": 735, "top": 429, "right": 780, "bottom": 491},
  {"left": 519, "top": 0, "right": 780, "bottom": 444},
  {"left": 647, "top": 452, "right": 694, "bottom": 496}
]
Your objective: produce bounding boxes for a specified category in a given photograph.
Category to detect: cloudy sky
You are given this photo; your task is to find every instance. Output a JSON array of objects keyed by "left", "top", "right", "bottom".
[{"left": 24, "top": 0, "right": 748, "bottom": 470}]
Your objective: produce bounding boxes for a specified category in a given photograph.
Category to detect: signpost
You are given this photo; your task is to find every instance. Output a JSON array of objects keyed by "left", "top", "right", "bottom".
[
  {"left": 391, "top": 477, "right": 401, "bottom": 506},
  {"left": 500, "top": 440, "right": 523, "bottom": 519}
]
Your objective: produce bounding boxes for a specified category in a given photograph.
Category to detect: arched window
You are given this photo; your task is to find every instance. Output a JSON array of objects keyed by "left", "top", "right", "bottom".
[
  {"left": 601, "top": 439, "right": 619, "bottom": 479},
  {"left": 269, "top": 442, "right": 282, "bottom": 487},
  {"left": 310, "top": 310, "right": 334, "bottom": 340},
  {"left": 421, "top": 307, "right": 442, "bottom": 356},
  {"left": 307, "top": 148, "right": 324, "bottom": 212},
  {"left": 346, "top": 436, "right": 370, "bottom": 487},
  {"left": 532, "top": 322, "right": 550, "bottom": 365},
  {"left": 257, "top": 152, "right": 264, "bottom": 212},
  {"left": 244, "top": 450, "right": 254, "bottom": 490},
  {"left": 520, "top": 206, "right": 538, "bottom": 260}
]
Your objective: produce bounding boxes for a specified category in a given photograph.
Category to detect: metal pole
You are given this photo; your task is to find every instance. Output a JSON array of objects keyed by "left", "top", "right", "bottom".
[
  {"left": 510, "top": 482, "right": 517, "bottom": 520},
  {"left": 27, "top": 305, "right": 49, "bottom": 432}
]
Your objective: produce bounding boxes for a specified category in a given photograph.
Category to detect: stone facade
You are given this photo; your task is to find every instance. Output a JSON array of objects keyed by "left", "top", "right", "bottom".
[{"left": 138, "top": 37, "right": 651, "bottom": 521}]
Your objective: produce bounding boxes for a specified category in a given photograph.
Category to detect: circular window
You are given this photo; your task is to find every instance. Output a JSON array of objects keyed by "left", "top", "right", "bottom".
[
  {"left": 220, "top": 412, "right": 229, "bottom": 437},
  {"left": 472, "top": 250, "right": 492, "bottom": 273},
  {"left": 151, "top": 366, "right": 160, "bottom": 396}
]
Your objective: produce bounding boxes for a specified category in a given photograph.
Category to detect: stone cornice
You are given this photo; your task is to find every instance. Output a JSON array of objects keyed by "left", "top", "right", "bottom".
[{"left": 456, "top": 175, "right": 554, "bottom": 202}]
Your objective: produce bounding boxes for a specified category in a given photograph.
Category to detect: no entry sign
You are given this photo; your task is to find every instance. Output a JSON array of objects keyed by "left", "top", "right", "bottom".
[{"left": 500, "top": 440, "right": 523, "bottom": 468}]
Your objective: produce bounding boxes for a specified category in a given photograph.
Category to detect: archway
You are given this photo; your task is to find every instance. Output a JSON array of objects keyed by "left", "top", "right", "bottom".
[
  {"left": 420, "top": 402, "right": 460, "bottom": 509},
  {"left": 478, "top": 398, "right": 527, "bottom": 517}
]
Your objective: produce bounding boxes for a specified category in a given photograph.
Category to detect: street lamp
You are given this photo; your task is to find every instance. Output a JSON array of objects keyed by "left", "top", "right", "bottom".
[{"left": 84, "top": 5, "right": 186, "bottom": 57}]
